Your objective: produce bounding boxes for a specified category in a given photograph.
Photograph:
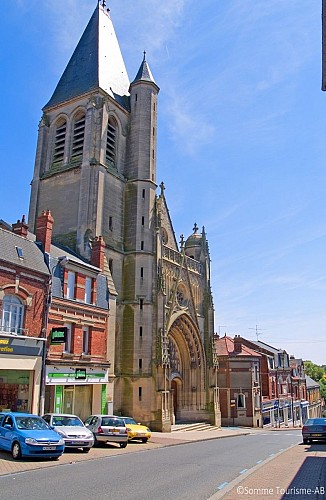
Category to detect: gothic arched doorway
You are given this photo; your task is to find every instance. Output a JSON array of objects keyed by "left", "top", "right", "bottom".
[{"left": 168, "top": 313, "right": 206, "bottom": 423}]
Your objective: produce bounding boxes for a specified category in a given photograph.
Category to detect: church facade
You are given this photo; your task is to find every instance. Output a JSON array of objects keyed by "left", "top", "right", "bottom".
[{"left": 28, "top": 1, "right": 220, "bottom": 431}]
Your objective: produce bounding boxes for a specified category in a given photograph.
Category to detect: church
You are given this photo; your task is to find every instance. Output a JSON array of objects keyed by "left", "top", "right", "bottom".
[{"left": 28, "top": 1, "right": 220, "bottom": 431}]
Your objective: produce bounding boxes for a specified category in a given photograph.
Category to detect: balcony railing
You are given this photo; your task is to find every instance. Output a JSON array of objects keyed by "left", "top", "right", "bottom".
[
  {"left": 0, "top": 324, "right": 29, "bottom": 336},
  {"left": 162, "top": 245, "right": 203, "bottom": 274}
]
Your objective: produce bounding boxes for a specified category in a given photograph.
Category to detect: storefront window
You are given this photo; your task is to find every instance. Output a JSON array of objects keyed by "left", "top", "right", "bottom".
[
  {"left": 0, "top": 370, "right": 30, "bottom": 412},
  {"left": 57, "top": 385, "right": 92, "bottom": 421},
  {"left": 1, "top": 295, "right": 24, "bottom": 334}
]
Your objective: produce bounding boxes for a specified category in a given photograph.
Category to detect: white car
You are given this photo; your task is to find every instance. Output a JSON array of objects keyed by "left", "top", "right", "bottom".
[
  {"left": 42, "top": 413, "right": 94, "bottom": 452},
  {"left": 84, "top": 415, "right": 128, "bottom": 448}
]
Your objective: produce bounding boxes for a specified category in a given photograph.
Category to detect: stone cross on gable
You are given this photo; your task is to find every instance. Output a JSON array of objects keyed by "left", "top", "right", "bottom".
[
  {"left": 160, "top": 182, "right": 165, "bottom": 196},
  {"left": 193, "top": 222, "right": 198, "bottom": 233}
]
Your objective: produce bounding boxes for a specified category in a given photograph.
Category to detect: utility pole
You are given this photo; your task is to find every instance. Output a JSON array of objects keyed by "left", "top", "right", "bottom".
[
  {"left": 249, "top": 324, "right": 265, "bottom": 341},
  {"left": 218, "top": 326, "right": 227, "bottom": 336}
]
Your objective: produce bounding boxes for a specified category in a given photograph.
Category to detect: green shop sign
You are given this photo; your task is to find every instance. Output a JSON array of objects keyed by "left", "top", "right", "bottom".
[
  {"left": 75, "top": 368, "right": 86, "bottom": 380},
  {"left": 48, "top": 372, "right": 104, "bottom": 379},
  {"left": 50, "top": 327, "right": 67, "bottom": 344}
]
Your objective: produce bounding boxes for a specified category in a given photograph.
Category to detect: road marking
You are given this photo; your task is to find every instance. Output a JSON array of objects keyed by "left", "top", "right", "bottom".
[
  {"left": 239, "top": 469, "right": 248, "bottom": 474},
  {"left": 217, "top": 482, "right": 228, "bottom": 490}
]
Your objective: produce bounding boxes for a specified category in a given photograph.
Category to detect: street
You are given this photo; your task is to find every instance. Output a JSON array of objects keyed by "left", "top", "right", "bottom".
[{"left": 0, "top": 431, "right": 302, "bottom": 500}]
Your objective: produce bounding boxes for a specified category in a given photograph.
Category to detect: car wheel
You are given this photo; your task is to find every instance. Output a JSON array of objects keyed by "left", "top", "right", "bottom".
[
  {"left": 12, "top": 442, "right": 22, "bottom": 460},
  {"left": 141, "top": 438, "right": 148, "bottom": 443},
  {"left": 119, "top": 442, "right": 127, "bottom": 448},
  {"left": 82, "top": 448, "right": 90, "bottom": 453}
]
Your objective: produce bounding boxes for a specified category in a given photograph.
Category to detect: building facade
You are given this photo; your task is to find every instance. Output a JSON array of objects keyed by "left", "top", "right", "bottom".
[
  {"left": 27, "top": 2, "right": 219, "bottom": 430},
  {"left": 0, "top": 219, "right": 49, "bottom": 414},
  {"left": 33, "top": 210, "right": 114, "bottom": 421},
  {"left": 214, "top": 335, "right": 262, "bottom": 427}
]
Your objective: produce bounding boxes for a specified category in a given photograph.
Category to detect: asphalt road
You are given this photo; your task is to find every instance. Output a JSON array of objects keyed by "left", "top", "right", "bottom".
[{"left": 0, "top": 430, "right": 302, "bottom": 500}]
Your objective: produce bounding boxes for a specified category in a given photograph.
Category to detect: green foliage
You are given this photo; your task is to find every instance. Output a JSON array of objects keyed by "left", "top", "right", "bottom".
[
  {"left": 304, "top": 361, "right": 326, "bottom": 401},
  {"left": 303, "top": 361, "right": 325, "bottom": 382},
  {"left": 319, "top": 378, "right": 326, "bottom": 402}
]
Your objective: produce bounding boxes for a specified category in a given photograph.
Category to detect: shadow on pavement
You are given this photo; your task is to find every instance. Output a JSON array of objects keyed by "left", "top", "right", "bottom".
[{"left": 282, "top": 444, "right": 326, "bottom": 500}]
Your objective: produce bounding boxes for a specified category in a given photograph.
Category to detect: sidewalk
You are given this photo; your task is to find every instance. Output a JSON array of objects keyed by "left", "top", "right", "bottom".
[{"left": 212, "top": 441, "right": 326, "bottom": 500}]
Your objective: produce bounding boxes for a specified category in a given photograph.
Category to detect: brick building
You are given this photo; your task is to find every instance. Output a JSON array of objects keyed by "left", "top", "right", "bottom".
[
  {"left": 305, "top": 375, "right": 323, "bottom": 418},
  {"left": 0, "top": 218, "right": 49, "bottom": 414},
  {"left": 214, "top": 335, "right": 262, "bottom": 427},
  {"left": 34, "top": 211, "right": 114, "bottom": 421}
]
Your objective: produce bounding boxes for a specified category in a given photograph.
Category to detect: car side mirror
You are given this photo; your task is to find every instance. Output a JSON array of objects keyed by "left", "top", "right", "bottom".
[{"left": 4, "top": 424, "right": 12, "bottom": 430}]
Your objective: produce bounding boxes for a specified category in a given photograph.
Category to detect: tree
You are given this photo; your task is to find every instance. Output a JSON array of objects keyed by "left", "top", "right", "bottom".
[
  {"left": 304, "top": 361, "right": 326, "bottom": 402},
  {"left": 303, "top": 361, "right": 324, "bottom": 381}
]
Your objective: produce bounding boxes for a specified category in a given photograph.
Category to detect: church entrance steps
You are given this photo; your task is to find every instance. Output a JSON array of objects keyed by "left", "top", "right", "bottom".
[{"left": 172, "top": 422, "right": 218, "bottom": 432}]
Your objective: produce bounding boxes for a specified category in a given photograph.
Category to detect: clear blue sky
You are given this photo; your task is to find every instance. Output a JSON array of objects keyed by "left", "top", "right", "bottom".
[{"left": 1, "top": 1, "right": 325, "bottom": 365}]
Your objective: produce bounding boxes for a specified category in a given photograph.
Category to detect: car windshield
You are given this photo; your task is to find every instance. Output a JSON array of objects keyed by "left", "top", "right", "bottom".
[
  {"left": 53, "top": 416, "right": 83, "bottom": 427},
  {"left": 124, "top": 418, "right": 137, "bottom": 425},
  {"left": 101, "top": 417, "right": 124, "bottom": 427},
  {"left": 16, "top": 417, "right": 49, "bottom": 430}
]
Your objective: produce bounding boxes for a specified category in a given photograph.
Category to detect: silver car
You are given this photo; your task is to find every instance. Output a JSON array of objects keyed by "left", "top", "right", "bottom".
[
  {"left": 84, "top": 415, "right": 128, "bottom": 448},
  {"left": 42, "top": 413, "right": 94, "bottom": 452}
]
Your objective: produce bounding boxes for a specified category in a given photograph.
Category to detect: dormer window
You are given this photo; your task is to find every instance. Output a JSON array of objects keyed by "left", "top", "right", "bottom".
[
  {"left": 15, "top": 247, "right": 24, "bottom": 259},
  {"left": 71, "top": 113, "right": 85, "bottom": 162},
  {"left": 106, "top": 118, "right": 117, "bottom": 166},
  {"left": 53, "top": 119, "right": 67, "bottom": 165}
]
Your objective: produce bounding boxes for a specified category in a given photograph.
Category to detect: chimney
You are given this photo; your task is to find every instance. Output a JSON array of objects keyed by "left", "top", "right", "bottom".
[
  {"left": 234, "top": 335, "right": 242, "bottom": 354},
  {"left": 36, "top": 210, "right": 54, "bottom": 253},
  {"left": 12, "top": 215, "right": 28, "bottom": 238},
  {"left": 91, "top": 236, "right": 105, "bottom": 270}
]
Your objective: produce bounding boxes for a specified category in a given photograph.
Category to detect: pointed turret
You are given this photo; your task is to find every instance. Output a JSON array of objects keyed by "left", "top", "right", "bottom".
[
  {"left": 45, "top": 2, "right": 130, "bottom": 109},
  {"left": 131, "top": 51, "right": 158, "bottom": 88}
]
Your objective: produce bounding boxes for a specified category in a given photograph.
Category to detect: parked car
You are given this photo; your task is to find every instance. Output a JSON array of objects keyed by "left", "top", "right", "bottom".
[
  {"left": 0, "top": 412, "right": 65, "bottom": 460},
  {"left": 42, "top": 413, "right": 94, "bottom": 452},
  {"left": 84, "top": 415, "right": 128, "bottom": 448},
  {"left": 120, "top": 416, "right": 151, "bottom": 443},
  {"left": 302, "top": 418, "right": 326, "bottom": 444}
]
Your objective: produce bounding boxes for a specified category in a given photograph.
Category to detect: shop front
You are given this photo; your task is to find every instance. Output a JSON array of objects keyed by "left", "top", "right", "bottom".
[
  {"left": 0, "top": 334, "right": 45, "bottom": 414},
  {"left": 45, "top": 365, "right": 111, "bottom": 421}
]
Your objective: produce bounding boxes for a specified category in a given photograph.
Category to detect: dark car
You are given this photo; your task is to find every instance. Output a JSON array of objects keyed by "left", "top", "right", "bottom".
[
  {"left": 84, "top": 415, "right": 128, "bottom": 448},
  {"left": 302, "top": 418, "right": 326, "bottom": 444},
  {"left": 0, "top": 412, "right": 65, "bottom": 460}
]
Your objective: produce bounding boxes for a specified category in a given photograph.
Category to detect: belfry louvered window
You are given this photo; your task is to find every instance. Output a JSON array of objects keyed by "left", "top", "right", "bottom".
[
  {"left": 53, "top": 120, "right": 66, "bottom": 164},
  {"left": 71, "top": 113, "right": 85, "bottom": 161},
  {"left": 106, "top": 118, "right": 117, "bottom": 166}
]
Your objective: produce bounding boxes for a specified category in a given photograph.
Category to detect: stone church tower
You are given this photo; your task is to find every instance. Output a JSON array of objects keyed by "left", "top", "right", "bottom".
[{"left": 28, "top": 1, "right": 220, "bottom": 431}]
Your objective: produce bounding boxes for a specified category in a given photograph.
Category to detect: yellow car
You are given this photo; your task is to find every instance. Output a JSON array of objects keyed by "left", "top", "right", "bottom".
[{"left": 121, "top": 417, "right": 151, "bottom": 443}]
